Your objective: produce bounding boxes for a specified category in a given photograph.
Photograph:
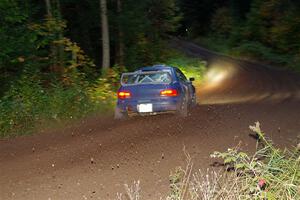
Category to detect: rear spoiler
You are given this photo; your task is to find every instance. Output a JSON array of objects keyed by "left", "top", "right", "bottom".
[{"left": 120, "top": 71, "right": 171, "bottom": 86}]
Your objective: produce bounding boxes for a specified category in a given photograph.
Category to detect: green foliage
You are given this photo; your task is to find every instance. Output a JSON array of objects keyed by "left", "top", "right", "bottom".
[
  {"left": 0, "top": 65, "right": 122, "bottom": 137},
  {"left": 187, "top": 0, "right": 300, "bottom": 71},
  {"left": 168, "top": 167, "right": 188, "bottom": 199},
  {"left": 88, "top": 66, "right": 124, "bottom": 111},
  {"left": 242, "top": 0, "right": 300, "bottom": 70},
  {"left": 29, "top": 16, "right": 97, "bottom": 78},
  {"left": 165, "top": 50, "right": 206, "bottom": 83},
  {"left": 0, "top": 71, "right": 95, "bottom": 137},
  {"left": 230, "top": 41, "right": 290, "bottom": 64},
  {"left": 243, "top": 0, "right": 300, "bottom": 53},
  {"left": 179, "top": 0, "right": 227, "bottom": 36},
  {"left": 231, "top": 0, "right": 300, "bottom": 70},
  {"left": 30, "top": 17, "right": 66, "bottom": 48},
  {"left": 112, "top": 0, "right": 182, "bottom": 69},
  {"left": 147, "top": 0, "right": 183, "bottom": 34},
  {"left": 211, "top": 7, "right": 234, "bottom": 37},
  {"left": 54, "top": 37, "right": 97, "bottom": 80},
  {"left": 0, "top": 0, "right": 36, "bottom": 94},
  {"left": 0, "top": 1, "right": 105, "bottom": 137}
]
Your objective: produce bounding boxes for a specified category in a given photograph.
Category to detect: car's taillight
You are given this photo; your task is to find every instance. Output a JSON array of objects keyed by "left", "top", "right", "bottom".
[
  {"left": 160, "top": 89, "right": 178, "bottom": 97},
  {"left": 118, "top": 91, "right": 131, "bottom": 99}
]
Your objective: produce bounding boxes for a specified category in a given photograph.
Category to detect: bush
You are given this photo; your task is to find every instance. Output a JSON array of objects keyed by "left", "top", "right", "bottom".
[
  {"left": 164, "top": 50, "right": 206, "bottom": 83},
  {"left": 211, "top": 122, "right": 300, "bottom": 200},
  {"left": 88, "top": 66, "right": 124, "bottom": 112},
  {"left": 0, "top": 66, "right": 126, "bottom": 137},
  {"left": 211, "top": 7, "right": 234, "bottom": 37},
  {"left": 0, "top": 71, "right": 95, "bottom": 137},
  {"left": 0, "top": 15, "right": 118, "bottom": 137},
  {"left": 230, "top": 41, "right": 290, "bottom": 65}
]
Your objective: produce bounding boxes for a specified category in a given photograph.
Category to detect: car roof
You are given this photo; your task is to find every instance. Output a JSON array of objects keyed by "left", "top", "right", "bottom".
[{"left": 138, "top": 65, "right": 174, "bottom": 72}]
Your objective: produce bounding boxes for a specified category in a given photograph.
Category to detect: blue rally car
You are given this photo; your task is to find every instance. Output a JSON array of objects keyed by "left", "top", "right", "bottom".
[{"left": 114, "top": 65, "right": 196, "bottom": 119}]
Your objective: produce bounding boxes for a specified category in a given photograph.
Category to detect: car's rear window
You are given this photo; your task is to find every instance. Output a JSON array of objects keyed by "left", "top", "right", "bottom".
[{"left": 121, "top": 71, "right": 172, "bottom": 85}]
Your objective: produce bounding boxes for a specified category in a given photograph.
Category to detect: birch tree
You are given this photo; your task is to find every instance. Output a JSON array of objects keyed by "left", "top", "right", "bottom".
[
  {"left": 45, "top": 0, "right": 52, "bottom": 17},
  {"left": 117, "top": 0, "right": 124, "bottom": 66},
  {"left": 100, "top": 0, "right": 110, "bottom": 70}
]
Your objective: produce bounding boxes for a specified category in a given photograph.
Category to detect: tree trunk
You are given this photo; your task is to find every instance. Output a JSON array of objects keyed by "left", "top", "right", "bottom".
[
  {"left": 45, "top": 0, "right": 58, "bottom": 73},
  {"left": 54, "top": 0, "right": 65, "bottom": 67},
  {"left": 100, "top": 0, "right": 110, "bottom": 71},
  {"left": 45, "top": 0, "right": 52, "bottom": 17},
  {"left": 45, "top": 0, "right": 64, "bottom": 75},
  {"left": 117, "top": 0, "right": 124, "bottom": 66}
]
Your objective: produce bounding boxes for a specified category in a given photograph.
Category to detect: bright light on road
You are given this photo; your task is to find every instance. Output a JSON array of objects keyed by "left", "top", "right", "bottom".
[{"left": 203, "top": 63, "right": 237, "bottom": 88}]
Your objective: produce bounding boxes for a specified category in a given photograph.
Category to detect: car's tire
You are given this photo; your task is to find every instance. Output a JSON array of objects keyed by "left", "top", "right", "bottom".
[
  {"left": 114, "top": 107, "right": 128, "bottom": 120},
  {"left": 178, "top": 95, "right": 188, "bottom": 117},
  {"left": 191, "top": 93, "right": 197, "bottom": 107}
]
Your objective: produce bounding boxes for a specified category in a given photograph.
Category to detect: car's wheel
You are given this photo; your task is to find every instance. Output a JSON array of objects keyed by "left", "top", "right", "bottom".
[
  {"left": 178, "top": 95, "right": 188, "bottom": 117},
  {"left": 114, "top": 107, "right": 128, "bottom": 120}
]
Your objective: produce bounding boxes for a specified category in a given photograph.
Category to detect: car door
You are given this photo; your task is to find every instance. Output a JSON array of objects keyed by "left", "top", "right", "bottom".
[{"left": 175, "top": 68, "right": 193, "bottom": 102}]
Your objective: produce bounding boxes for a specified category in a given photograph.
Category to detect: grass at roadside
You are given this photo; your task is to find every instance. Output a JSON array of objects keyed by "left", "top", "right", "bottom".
[
  {"left": 0, "top": 49, "right": 206, "bottom": 138},
  {"left": 117, "top": 123, "right": 300, "bottom": 200}
]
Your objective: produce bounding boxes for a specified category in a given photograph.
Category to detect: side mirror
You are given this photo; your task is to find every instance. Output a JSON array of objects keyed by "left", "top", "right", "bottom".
[{"left": 189, "top": 77, "right": 195, "bottom": 82}]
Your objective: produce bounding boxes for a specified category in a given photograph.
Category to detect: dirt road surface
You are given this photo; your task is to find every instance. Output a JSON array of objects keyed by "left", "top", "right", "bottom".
[{"left": 1, "top": 41, "right": 300, "bottom": 200}]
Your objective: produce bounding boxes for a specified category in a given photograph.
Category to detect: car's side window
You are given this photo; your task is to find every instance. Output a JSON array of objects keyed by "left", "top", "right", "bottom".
[{"left": 175, "top": 68, "right": 187, "bottom": 82}]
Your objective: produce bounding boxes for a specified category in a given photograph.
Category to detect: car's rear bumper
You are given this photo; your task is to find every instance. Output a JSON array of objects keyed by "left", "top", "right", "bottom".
[{"left": 117, "top": 98, "right": 180, "bottom": 114}]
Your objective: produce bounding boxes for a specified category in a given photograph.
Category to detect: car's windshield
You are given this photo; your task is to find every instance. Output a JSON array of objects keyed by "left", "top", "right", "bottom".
[{"left": 121, "top": 71, "right": 172, "bottom": 85}]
